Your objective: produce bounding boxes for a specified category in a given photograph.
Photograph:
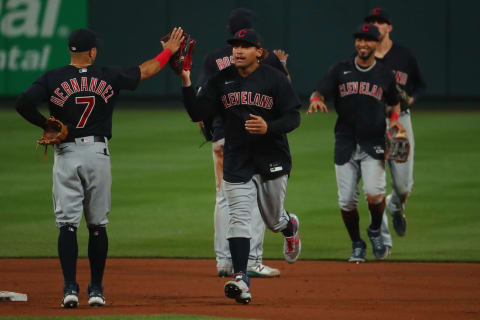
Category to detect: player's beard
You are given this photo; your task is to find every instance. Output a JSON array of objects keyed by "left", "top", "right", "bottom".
[{"left": 357, "top": 48, "right": 374, "bottom": 60}]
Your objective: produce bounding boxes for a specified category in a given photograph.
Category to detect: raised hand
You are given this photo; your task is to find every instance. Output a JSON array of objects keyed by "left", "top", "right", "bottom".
[{"left": 161, "top": 27, "right": 185, "bottom": 54}]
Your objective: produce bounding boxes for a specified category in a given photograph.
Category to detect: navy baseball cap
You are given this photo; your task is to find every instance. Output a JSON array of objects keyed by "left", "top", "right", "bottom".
[
  {"left": 364, "top": 7, "right": 392, "bottom": 25},
  {"left": 227, "top": 28, "right": 262, "bottom": 48},
  {"left": 353, "top": 23, "right": 380, "bottom": 41},
  {"left": 228, "top": 8, "right": 255, "bottom": 35},
  {"left": 68, "top": 28, "right": 100, "bottom": 52}
]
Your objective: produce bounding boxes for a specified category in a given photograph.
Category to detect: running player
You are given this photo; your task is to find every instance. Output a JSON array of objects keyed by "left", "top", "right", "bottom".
[
  {"left": 364, "top": 8, "right": 427, "bottom": 251},
  {"left": 179, "top": 29, "right": 301, "bottom": 304},
  {"left": 197, "top": 8, "right": 290, "bottom": 278},
  {"left": 16, "top": 27, "right": 184, "bottom": 308},
  {"left": 307, "top": 24, "right": 403, "bottom": 262}
]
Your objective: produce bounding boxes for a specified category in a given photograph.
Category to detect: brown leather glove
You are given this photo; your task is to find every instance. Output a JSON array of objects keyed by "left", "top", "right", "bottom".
[
  {"left": 385, "top": 124, "right": 410, "bottom": 163},
  {"left": 37, "top": 116, "right": 68, "bottom": 145},
  {"left": 161, "top": 32, "right": 196, "bottom": 75}
]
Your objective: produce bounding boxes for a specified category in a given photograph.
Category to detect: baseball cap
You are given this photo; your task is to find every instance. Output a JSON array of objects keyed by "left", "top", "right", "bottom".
[
  {"left": 68, "top": 28, "right": 100, "bottom": 52},
  {"left": 364, "top": 7, "right": 392, "bottom": 25},
  {"left": 227, "top": 28, "right": 262, "bottom": 48},
  {"left": 228, "top": 8, "right": 255, "bottom": 35},
  {"left": 353, "top": 23, "right": 380, "bottom": 41}
]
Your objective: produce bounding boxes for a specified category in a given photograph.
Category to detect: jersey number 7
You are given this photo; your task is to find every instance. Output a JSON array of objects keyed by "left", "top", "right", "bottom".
[{"left": 75, "top": 96, "right": 96, "bottom": 128}]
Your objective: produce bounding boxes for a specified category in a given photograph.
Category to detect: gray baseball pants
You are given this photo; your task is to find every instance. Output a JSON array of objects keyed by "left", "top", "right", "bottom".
[
  {"left": 53, "top": 137, "right": 111, "bottom": 228},
  {"left": 335, "top": 144, "right": 386, "bottom": 211},
  {"left": 381, "top": 111, "right": 414, "bottom": 246},
  {"left": 222, "top": 174, "right": 290, "bottom": 243}
]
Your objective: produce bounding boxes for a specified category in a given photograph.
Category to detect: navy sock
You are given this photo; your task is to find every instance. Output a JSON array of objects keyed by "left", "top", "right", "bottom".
[
  {"left": 88, "top": 226, "right": 108, "bottom": 287},
  {"left": 341, "top": 209, "right": 361, "bottom": 242},
  {"left": 58, "top": 225, "right": 78, "bottom": 286},
  {"left": 368, "top": 199, "right": 386, "bottom": 231},
  {"left": 228, "top": 237, "right": 249, "bottom": 274}
]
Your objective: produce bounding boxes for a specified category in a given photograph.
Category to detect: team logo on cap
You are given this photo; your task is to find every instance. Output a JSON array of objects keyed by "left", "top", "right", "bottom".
[
  {"left": 362, "top": 24, "right": 370, "bottom": 31},
  {"left": 373, "top": 8, "right": 382, "bottom": 15},
  {"left": 238, "top": 29, "right": 247, "bottom": 38}
]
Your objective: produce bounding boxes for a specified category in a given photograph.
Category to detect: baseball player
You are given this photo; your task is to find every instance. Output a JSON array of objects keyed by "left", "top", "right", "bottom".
[
  {"left": 15, "top": 27, "right": 185, "bottom": 308},
  {"left": 307, "top": 24, "right": 403, "bottom": 262},
  {"left": 197, "top": 8, "right": 291, "bottom": 278},
  {"left": 364, "top": 8, "right": 427, "bottom": 251},
  {"left": 178, "top": 29, "right": 301, "bottom": 304}
]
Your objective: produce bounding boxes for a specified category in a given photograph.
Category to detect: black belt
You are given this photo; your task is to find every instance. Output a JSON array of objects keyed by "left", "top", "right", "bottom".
[{"left": 64, "top": 136, "right": 106, "bottom": 143}]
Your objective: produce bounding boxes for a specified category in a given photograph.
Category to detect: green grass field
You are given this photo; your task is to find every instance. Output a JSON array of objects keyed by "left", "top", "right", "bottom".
[{"left": 1, "top": 108, "right": 479, "bottom": 262}]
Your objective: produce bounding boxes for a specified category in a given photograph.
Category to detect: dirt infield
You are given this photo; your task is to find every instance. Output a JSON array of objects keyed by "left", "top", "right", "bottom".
[{"left": 0, "top": 259, "right": 479, "bottom": 320}]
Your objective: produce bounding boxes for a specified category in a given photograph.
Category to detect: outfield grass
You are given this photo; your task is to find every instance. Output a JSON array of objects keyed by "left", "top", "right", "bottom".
[{"left": 0, "top": 108, "right": 479, "bottom": 261}]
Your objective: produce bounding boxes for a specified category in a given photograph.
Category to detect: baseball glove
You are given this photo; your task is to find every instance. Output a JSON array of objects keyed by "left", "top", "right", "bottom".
[
  {"left": 161, "top": 32, "right": 196, "bottom": 75},
  {"left": 385, "top": 124, "right": 410, "bottom": 163},
  {"left": 396, "top": 84, "right": 411, "bottom": 111},
  {"left": 38, "top": 116, "right": 68, "bottom": 146}
]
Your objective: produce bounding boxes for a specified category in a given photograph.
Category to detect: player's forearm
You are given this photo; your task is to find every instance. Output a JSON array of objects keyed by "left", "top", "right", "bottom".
[
  {"left": 268, "top": 109, "right": 300, "bottom": 134},
  {"left": 281, "top": 64, "right": 292, "bottom": 83},
  {"left": 139, "top": 49, "right": 172, "bottom": 80},
  {"left": 15, "top": 94, "right": 47, "bottom": 129},
  {"left": 389, "top": 103, "right": 401, "bottom": 118}
]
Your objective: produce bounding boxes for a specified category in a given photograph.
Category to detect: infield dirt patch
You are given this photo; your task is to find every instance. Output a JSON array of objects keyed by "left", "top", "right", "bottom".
[{"left": 0, "top": 259, "right": 479, "bottom": 319}]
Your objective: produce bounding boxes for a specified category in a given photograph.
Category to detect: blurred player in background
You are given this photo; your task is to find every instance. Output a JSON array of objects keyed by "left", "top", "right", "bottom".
[{"left": 364, "top": 8, "right": 427, "bottom": 253}]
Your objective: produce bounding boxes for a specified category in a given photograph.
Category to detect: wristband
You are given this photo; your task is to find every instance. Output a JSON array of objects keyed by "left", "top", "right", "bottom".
[
  {"left": 154, "top": 48, "right": 172, "bottom": 69},
  {"left": 390, "top": 112, "right": 399, "bottom": 121},
  {"left": 310, "top": 96, "right": 321, "bottom": 102},
  {"left": 280, "top": 60, "right": 287, "bottom": 64}
]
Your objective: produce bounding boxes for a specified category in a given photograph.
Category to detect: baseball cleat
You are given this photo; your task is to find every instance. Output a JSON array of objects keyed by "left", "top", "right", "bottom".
[
  {"left": 224, "top": 272, "right": 251, "bottom": 304},
  {"left": 385, "top": 245, "right": 392, "bottom": 257},
  {"left": 283, "top": 214, "right": 301, "bottom": 264},
  {"left": 392, "top": 211, "right": 407, "bottom": 237},
  {"left": 348, "top": 240, "right": 367, "bottom": 263},
  {"left": 217, "top": 265, "right": 233, "bottom": 277},
  {"left": 386, "top": 194, "right": 408, "bottom": 237},
  {"left": 61, "top": 283, "right": 79, "bottom": 308},
  {"left": 367, "top": 228, "right": 388, "bottom": 260},
  {"left": 88, "top": 284, "right": 105, "bottom": 307},
  {"left": 247, "top": 263, "right": 280, "bottom": 278}
]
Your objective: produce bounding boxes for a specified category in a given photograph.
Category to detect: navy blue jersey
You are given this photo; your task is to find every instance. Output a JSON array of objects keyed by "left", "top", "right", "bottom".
[
  {"left": 184, "top": 64, "right": 300, "bottom": 183},
  {"left": 198, "top": 46, "right": 288, "bottom": 142},
  {"left": 318, "top": 59, "right": 399, "bottom": 165},
  {"left": 18, "top": 65, "right": 140, "bottom": 139},
  {"left": 376, "top": 43, "right": 426, "bottom": 100}
]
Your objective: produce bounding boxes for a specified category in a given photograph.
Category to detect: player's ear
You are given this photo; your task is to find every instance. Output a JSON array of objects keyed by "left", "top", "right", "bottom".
[
  {"left": 256, "top": 48, "right": 263, "bottom": 59},
  {"left": 89, "top": 47, "right": 97, "bottom": 61}
]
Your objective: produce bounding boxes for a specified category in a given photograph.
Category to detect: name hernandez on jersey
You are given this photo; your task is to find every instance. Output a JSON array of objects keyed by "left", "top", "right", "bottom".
[
  {"left": 16, "top": 65, "right": 140, "bottom": 140},
  {"left": 50, "top": 76, "right": 114, "bottom": 107}
]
